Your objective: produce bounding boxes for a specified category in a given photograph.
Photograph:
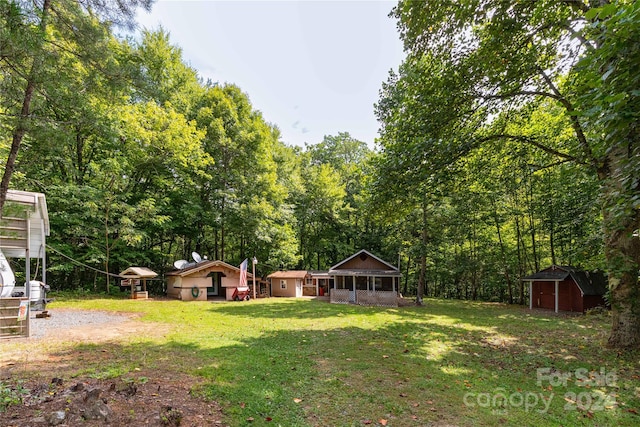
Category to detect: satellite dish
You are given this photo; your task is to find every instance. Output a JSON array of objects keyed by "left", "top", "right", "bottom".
[
  {"left": 173, "top": 260, "right": 188, "bottom": 270},
  {"left": 192, "top": 251, "right": 202, "bottom": 263}
]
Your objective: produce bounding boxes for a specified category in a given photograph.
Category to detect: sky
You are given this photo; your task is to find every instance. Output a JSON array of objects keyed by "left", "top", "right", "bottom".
[{"left": 134, "top": 0, "right": 405, "bottom": 148}]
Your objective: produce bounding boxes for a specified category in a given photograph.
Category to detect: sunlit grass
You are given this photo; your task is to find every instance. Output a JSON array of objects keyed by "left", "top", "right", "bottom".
[{"left": 8, "top": 296, "right": 638, "bottom": 426}]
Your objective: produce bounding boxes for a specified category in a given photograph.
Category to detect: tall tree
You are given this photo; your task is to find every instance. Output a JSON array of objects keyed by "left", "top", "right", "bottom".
[
  {"left": 0, "top": 0, "right": 153, "bottom": 213},
  {"left": 384, "top": 1, "right": 639, "bottom": 347}
]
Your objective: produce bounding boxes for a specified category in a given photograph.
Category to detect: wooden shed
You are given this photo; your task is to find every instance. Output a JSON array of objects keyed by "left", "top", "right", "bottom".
[
  {"left": 268, "top": 270, "right": 308, "bottom": 297},
  {"left": 165, "top": 260, "right": 254, "bottom": 301},
  {"left": 522, "top": 265, "right": 607, "bottom": 313}
]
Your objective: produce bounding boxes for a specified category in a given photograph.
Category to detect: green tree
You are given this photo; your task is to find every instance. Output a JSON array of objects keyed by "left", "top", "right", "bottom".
[
  {"left": 0, "top": 0, "right": 153, "bottom": 213},
  {"left": 295, "top": 162, "right": 349, "bottom": 270},
  {"left": 304, "top": 132, "right": 373, "bottom": 258},
  {"left": 383, "top": 0, "right": 639, "bottom": 347}
]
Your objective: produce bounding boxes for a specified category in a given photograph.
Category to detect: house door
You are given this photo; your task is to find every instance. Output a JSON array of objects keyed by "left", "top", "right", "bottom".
[{"left": 207, "top": 272, "right": 220, "bottom": 297}]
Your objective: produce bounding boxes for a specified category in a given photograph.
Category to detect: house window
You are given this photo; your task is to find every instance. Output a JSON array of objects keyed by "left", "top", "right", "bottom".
[{"left": 280, "top": 280, "right": 287, "bottom": 290}]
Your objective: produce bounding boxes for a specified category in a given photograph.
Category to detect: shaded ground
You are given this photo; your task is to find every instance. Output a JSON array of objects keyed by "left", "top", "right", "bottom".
[{"left": 0, "top": 309, "right": 224, "bottom": 426}]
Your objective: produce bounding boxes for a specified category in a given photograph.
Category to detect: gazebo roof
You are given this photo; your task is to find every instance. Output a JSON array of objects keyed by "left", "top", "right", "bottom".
[{"left": 119, "top": 267, "right": 158, "bottom": 279}]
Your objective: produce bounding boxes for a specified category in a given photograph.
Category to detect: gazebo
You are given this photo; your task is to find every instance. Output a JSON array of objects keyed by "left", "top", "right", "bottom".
[{"left": 119, "top": 267, "right": 157, "bottom": 299}]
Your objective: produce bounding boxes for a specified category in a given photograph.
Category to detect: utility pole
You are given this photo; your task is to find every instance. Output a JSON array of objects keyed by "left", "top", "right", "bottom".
[{"left": 252, "top": 257, "right": 258, "bottom": 299}]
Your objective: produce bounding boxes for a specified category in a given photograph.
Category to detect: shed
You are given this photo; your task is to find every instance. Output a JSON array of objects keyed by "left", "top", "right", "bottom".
[
  {"left": 165, "top": 260, "right": 254, "bottom": 301},
  {"left": 522, "top": 265, "right": 607, "bottom": 313},
  {"left": 268, "top": 270, "right": 309, "bottom": 297},
  {"left": 329, "top": 249, "right": 401, "bottom": 307},
  {"left": 119, "top": 267, "right": 157, "bottom": 299}
]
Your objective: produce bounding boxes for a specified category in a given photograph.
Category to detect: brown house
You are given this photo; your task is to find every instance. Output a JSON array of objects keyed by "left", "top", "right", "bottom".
[
  {"left": 266, "top": 250, "right": 400, "bottom": 306},
  {"left": 329, "top": 249, "right": 401, "bottom": 307},
  {"left": 165, "top": 260, "right": 254, "bottom": 301},
  {"left": 522, "top": 265, "right": 607, "bottom": 313}
]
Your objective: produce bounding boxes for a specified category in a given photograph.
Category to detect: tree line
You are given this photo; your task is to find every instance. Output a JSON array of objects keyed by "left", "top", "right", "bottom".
[{"left": 1, "top": 1, "right": 637, "bottom": 347}]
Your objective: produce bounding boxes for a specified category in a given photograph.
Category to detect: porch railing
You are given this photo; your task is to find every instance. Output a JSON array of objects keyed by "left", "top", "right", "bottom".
[
  {"left": 356, "top": 290, "right": 398, "bottom": 307},
  {"left": 330, "top": 289, "right": 350, "bottom": 304},
  {"left": 330, "top": 289, "right": 398, "bottom": 307}
]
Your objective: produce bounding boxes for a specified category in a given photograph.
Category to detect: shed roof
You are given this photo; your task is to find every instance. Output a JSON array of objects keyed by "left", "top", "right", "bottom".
[
  {"left": 522, "top": 265, "right": 607, "bottom": 296},
  {"left": 267, "top": 270, "right": 308, "bottom": 279},
  {"left": 120, "top": 267, "right": 158, "bottom": 279}
]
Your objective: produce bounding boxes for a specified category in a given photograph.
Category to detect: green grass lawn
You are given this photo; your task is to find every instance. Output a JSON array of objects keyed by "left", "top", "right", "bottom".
[{"left": 23, "top": 297, "right": 640, "bottom": 426}]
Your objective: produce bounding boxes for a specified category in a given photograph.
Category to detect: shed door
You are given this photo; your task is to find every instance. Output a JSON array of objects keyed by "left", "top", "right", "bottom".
[
  {"left": 295, "top": 279, "right": 303, "bottom": 297},
  {"left": 538, "top": 282, "right": 555, "bottom": 310}
]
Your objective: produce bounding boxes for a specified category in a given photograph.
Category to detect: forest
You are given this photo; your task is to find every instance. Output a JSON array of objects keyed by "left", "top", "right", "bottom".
[{"left": 1, "top": 1, "right": 638, "bottom": 347}]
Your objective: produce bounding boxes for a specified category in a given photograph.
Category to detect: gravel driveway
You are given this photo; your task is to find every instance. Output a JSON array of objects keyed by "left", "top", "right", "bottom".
[{"left": 28, "top": 310, "right": 131, "bottom": 338}]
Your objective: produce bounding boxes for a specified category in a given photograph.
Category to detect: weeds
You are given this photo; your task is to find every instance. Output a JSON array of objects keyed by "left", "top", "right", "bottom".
[{"left": 0, "top": 381, "right": 28, "bottom": 412}]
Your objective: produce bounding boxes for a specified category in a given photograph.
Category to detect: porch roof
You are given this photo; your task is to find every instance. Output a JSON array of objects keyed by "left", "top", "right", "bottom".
[{"left": 329, "top": 269, "right": 401, "bottom": 277}]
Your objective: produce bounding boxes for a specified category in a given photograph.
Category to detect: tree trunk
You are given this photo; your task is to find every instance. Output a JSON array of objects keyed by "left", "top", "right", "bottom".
[
  {"left": 105, "top": 196, "right": 110, "bottom": 293},
  {"left": 547, "top": 171, "right": 557, "bottom": 266},
  {"left": 403, "top": 254, "right": 410, "bottom": 295},
  {"left": 601, "top": 146, "right": 640, "bottom": 348},
  {"left": 527, "top": 174, "right": 540, "bottom": 271},
  {"left": 0, "top": 0, "right": 51, "bottom": 214},
  {"left": 416, "top": 202, "right": 428, "bottom": 306},
  {"left": 492, "top": 198, "right": 514, "bottom": 304}
]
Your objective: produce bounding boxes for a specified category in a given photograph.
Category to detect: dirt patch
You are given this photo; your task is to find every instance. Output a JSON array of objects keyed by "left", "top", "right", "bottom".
[
  {"left": 0, "top": 374, "right": 223, "bottom": 427},
  {"left": 0, "top": 310, "right": 225, "bottom": 426}
]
